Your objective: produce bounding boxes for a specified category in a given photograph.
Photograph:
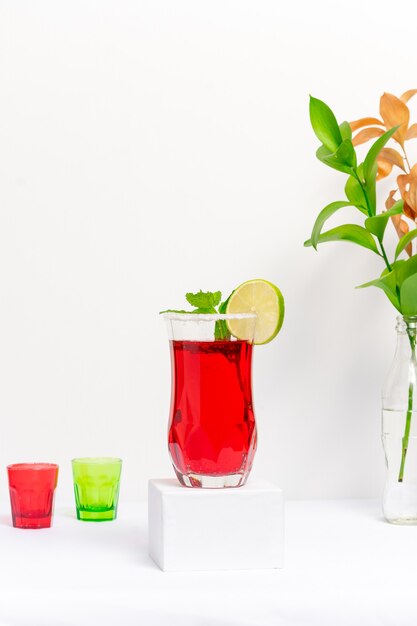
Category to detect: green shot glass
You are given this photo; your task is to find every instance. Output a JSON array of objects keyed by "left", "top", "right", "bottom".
[{"left": 72, "top": 458, "right": 122, "bottom": 522}]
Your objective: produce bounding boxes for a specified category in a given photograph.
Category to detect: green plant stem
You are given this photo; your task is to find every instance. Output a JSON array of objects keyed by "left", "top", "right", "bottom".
[
  {"left": 379, "top": 242, "right": 392, "bottom": 272},
  {"left": 379, "top": 238, "right": 401, "bottom": 303},
  {"left": 398, "top": 330, "right": 416, "bottom": 482},
  {"left": 353, "top": 169, "right": 392, "bottom": 272},
  {"left": 352, "top": 169, "right": 370, "bottom": 212},
  {"left": 398, "top": 381, "right": 414, "bottom": 482}
]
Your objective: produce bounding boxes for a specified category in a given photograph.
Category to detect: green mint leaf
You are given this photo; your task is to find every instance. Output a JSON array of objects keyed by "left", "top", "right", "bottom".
[{"left": 185, "top": 290, "right": 222, "bottom": 309}]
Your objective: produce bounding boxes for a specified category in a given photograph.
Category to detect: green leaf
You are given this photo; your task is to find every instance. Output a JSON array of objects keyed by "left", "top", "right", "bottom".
[
  {"left": 356, "top": 162, "right": 365, "bottom": 181},
  {"left": 304, "top": 224, "right": 380, "bottom": 254},
  {"left": 162, "top": 290, "right": 223, "bottom": 317},
  {"left": 316, "top": 140, "right": 356, "bottom": 175},
  {"left": 384, "top": 200, "right": 404, "bottom": 216},
  {"left": 356, "top": 269, "right": 401, "bottom": 311},
  {"left": 363, "top": 127, "right": 398, "bottom": 215},
  {"left": 316, "top": 145, "right": 349, "bottom": 174},
  {"left": 363, "top": 127, "right": 398, "bottom": 182},
  {"left": 365, "top": 200, "right": 404, "bottom": 242},
  {"left": 218, "top": 297, "right": 230, "bottom": 314},
  {"left": 185, "top": 290, "right": 221, "bottom": 310},
  {"left": 365, "top": 215, "right": 386, "bottom": 241},
  {"left": 395, "top": 228, "right": 417, "bottom": 260},
  {"left": 401, "top": 273, "right": 417, "bottom": 316},
  {"left": 339, "top": 121, "right": 352, "bottom": 141},
  {"left": 395, "top": 255, "right": 417, "bottom": 287},
  {"left": 309, "top": 96, "right": 342, "bottom": 152},
  {"left": 310, "top": 201, "right": 352, "bottom": 250},
  {"left": 345, "top": 176, "right": 367, "bottom": 214},
  {"left": 214, "top": 296, "right": 232, "bottom": 340},
  {"left": 192, "top": 307, "right": 217, "bottom": 314},
  {"left": 336, "top": 139, "right": 356, "bottom": 168}
]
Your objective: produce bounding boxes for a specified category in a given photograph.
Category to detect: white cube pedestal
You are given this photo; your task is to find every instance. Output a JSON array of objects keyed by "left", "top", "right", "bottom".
[{"left": 148, "top": 479, "right": 284, "bottom": 571}]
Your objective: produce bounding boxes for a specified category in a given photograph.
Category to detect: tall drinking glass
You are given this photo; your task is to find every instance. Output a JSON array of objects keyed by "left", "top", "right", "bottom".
[{"left": 164, "top": 313, "right": 257, "bottom": 488}]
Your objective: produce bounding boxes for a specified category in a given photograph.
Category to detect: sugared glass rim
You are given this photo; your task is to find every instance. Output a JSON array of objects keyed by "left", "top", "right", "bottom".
[{"left": 161, "top": 312, "right": 257, "bottom": 321}]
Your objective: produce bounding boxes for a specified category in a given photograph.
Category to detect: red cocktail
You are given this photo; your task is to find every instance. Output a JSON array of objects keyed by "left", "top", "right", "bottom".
[
  {"left": 7, "top": 463, "right": 59, "bottom": 529},
  {"left": 165, "top": 313, "right": 257, "bottom": 488}
]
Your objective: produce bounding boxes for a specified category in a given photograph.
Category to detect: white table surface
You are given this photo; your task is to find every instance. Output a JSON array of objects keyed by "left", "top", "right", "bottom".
[{"left": 0, "top": 499, "right": 416, "bottom": 626}]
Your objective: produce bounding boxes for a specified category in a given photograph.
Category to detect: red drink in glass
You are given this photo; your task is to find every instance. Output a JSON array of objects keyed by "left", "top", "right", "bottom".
[
  {"left": 7, "top": 463, "right": 59, "bottom": 529},
  {"left": 165, "top": 313, "right": 257, "bottom": 488}
]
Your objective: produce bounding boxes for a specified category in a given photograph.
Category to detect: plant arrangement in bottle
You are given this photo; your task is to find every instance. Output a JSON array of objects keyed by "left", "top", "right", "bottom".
[{"left": 306, "top": 90, "right": 417, "bottom": 523}]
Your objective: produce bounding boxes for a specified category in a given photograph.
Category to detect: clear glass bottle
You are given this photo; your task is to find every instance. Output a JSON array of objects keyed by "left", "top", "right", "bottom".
[{"left": 382, "top": 315, "right": 417, "bottom": 524}]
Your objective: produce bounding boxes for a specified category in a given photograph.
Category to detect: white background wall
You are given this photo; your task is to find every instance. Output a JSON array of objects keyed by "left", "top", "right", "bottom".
[{"left": 1, "top": 0, "right": 416, "bottom": 504}]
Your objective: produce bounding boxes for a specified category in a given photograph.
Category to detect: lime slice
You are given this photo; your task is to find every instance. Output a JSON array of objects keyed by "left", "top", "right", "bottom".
[{"left": 225, "top": 279, "right": 285, "bottom": 344}]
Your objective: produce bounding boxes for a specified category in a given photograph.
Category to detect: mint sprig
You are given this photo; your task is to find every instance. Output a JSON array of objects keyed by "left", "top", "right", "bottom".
[
  {"left": 185, "top": 290, "right": 221, "bottom": 312},
  {"left": 160, "top": 290, "right": 231, "bottom": 340}
]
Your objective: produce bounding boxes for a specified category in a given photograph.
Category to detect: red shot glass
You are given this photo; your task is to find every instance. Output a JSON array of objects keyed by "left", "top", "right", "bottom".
[{"left": 7, "top": 463, "right": 59, "bottom": 529}]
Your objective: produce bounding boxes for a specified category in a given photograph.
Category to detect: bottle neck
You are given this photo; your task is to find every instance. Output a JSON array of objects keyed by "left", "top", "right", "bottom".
[{"left": 396, "top": 316, "right": 417, "bottom": 353}]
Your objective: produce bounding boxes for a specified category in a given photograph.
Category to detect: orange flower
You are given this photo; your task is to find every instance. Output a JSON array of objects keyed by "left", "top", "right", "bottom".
[{"left": 350, "top": 90, "right": 417, "bottom": 255}]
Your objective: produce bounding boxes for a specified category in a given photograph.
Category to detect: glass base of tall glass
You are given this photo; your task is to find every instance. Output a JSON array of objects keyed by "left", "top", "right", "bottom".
[
  {"left": 164, "top": 313, "right": 257, "bottom": 489},
  {"left": 174, "top": 471, "right": 253, "bottom": 489}
]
